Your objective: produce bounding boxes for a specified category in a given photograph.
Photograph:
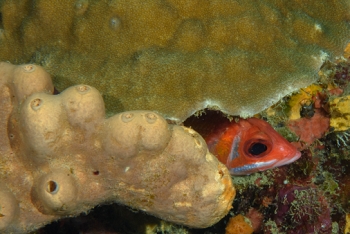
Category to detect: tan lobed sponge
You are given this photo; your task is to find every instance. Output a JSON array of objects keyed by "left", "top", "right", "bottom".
[{"left": 0, "top": 62, "right": 235, "bottom": 233}]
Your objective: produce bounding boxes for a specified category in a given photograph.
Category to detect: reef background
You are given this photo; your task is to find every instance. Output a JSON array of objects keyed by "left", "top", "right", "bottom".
[{"left": 1, "top": 0, "right": 350, "bottom": 233}]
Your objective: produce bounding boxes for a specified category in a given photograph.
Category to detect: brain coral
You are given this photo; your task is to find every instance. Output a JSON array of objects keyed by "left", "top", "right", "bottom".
[
  {"left": 0, "top": 62, "right": 235, "bottom": 233},
  {"left": 0, "top": 0, "right": 350, "bottom": 121}
]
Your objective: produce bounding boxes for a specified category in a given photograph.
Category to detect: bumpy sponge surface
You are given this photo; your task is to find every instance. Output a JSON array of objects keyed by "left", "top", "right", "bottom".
[{"left": 0, "top": 62, "right": 235, "bottom": 233}]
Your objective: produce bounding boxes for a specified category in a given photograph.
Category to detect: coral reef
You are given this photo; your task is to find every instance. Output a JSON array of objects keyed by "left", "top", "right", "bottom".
[
  {"left": 1, "top": 1, "right": 350, "bottom": 232},
  {"left": 0, "top": 62, "right": 235, "bottom": 233},
  {"left": 1, "top": 0, "right": 350, "bottom": 121}
]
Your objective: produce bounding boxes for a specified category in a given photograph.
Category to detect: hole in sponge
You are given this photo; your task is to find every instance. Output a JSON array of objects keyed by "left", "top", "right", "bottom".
[
  {"left": 22, "top": 64, "right": 35, "bottom": 72},
  {"left": 31, "top": 98, "right": 42, "bottom": 110},
  {"left": 46, "top": 181, "right": 59, "bottom": 194}
]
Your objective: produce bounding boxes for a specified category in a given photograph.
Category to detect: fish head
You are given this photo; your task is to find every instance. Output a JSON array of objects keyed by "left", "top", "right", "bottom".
[{"left": 211, "top": 118, "right": 301, "bottom": 175}]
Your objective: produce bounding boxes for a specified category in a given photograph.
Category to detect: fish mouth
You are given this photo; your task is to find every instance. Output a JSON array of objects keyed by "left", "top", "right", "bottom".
[{"left": 230, "top": 151, "right": 301, "bottom": 175}]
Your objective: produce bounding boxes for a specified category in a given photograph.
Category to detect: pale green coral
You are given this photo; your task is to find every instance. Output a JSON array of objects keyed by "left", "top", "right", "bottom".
[{"left": 0, "top": 0, "right": 350, "bottom": 121}]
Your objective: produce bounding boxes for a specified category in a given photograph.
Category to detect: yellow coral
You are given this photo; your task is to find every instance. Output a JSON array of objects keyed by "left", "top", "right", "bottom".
[
  {"left": 330, "top": 95, "right": 350, "bottom": 131},
  {"left": 345, "top": 214, "right": 350, "bottom": 234},
  {"left": 287, "top": 84, "right": 323, "bottom": 120},
  {"left": 344, "top": 43, "right": 350, "bottom": 59},
  {"left": 0, "top": 1, "right": 350, "bottom": 121}
]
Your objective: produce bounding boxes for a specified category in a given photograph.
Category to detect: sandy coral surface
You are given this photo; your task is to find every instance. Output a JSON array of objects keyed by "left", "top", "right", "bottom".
[{"left": 0, "top": 0, "right": 350, "bottom": 121}]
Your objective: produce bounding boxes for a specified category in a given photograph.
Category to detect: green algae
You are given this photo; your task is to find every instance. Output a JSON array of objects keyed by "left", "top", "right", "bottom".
[
  {"left": 318, "top": 171, "right": 340, "bottom": 196},
  {"left": 231, "top": 170, "right": 274, "bottom": 192}
]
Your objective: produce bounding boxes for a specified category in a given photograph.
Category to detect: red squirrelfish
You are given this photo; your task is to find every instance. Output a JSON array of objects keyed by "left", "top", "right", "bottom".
[{"left": 185, "top": 113, "right": 301, "bottom": 175}]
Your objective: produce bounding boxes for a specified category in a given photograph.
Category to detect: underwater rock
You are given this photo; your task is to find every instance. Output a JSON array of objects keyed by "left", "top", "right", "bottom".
[
  {"left": 0, "top": 62, "right": 235, "bottom": 233},
  {"left": 0, "top": 0, "right": 350, "bottom": 121}
]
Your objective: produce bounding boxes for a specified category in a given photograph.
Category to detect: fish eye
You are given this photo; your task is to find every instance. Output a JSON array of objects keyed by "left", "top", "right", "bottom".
[
  {"left": 244, "top": 139, "right": 272, "bottom": 158},
  {"left": 248, "top": 142, "right": 267, "bottom": 156}
]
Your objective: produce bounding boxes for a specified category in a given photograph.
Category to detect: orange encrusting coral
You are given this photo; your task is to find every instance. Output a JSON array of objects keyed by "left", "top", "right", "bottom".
[
  {"left": 225, "top": 214, "right": 254, "bottom": 234},
  {"left": 287, "top": 109, "right": 330, "bottom": 149}
]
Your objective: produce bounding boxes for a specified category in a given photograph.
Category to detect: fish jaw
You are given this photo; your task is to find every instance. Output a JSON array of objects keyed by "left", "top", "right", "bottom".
[
  {"left": 229, "top": 151, "right": 301, "bottom": 175},
  {"left": 229, "top": 159, "right": 277, "bottom": 175}
]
